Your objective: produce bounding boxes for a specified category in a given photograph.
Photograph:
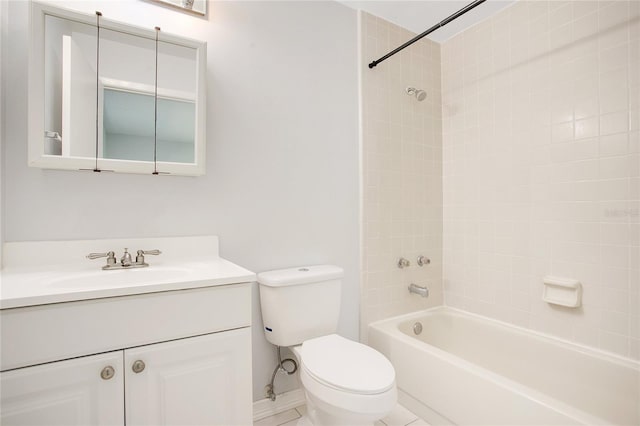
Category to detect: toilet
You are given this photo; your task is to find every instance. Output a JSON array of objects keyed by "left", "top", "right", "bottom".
[{"left": 257, "top": 265, "right": 397, "bottom": 426}]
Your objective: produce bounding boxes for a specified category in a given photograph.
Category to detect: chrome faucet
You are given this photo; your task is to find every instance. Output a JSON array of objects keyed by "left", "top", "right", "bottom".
[
  {"left": 87, "top": 248, "right": 162, "bottom": 270},
  {"left": 408, "top": 283, "right": 429, "bottom": 298},
  {"left": 121, "top": 248, "right": 133, "bottom": 266}
]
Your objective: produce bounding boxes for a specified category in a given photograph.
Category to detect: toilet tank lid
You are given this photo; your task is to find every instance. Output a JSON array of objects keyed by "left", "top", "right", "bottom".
[{"left": 257, "top": 265, "right": 344, "bottom": 287}]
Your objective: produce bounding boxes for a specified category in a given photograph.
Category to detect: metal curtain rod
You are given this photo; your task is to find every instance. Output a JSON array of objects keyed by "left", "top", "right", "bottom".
[{"left": 368, "top": 0, "right": 487, "bottom": 69}]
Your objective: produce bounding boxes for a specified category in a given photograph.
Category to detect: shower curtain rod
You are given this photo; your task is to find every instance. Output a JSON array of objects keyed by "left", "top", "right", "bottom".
[{"left": 368, "top": 0, "right": 487, "bottom": 69}]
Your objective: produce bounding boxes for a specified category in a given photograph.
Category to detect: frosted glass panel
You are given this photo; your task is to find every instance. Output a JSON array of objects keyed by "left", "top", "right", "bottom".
[{"left": 103, "top": 89, "right": 195, "bottom": 163}]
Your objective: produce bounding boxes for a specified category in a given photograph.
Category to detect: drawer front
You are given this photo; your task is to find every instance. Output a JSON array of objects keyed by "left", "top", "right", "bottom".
[{"left": 1, "top": 283, "right": 250, "bottom": 371}]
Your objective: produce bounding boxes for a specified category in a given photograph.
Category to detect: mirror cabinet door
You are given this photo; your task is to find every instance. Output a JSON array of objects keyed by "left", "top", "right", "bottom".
[
  {"left": 155, "top": 41, "right": 198, "bottom": 167},
  {"left": 44, "top": 14, "right": 97, "bottom": 159},
  {"left": 99, "top": 27, "right": 156, "bottom": 165}
]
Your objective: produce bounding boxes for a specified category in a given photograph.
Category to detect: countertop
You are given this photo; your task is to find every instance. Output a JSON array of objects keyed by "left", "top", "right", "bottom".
[{"left": 0, "top": 257, "right": 255, "bottom": 309}]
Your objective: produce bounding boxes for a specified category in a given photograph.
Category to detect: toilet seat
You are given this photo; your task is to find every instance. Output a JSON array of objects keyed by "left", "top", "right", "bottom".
[{"left": 298, "top": 334, "right": 395, "bottom": 395}]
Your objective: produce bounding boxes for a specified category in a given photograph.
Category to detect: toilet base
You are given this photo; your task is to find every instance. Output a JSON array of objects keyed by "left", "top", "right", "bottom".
[{"left": 301, "top": 390, "right": 382, "bottom": 426}]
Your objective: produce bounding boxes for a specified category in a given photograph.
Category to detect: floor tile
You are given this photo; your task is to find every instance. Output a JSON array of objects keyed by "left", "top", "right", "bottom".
[
  {"left": 381, "top": 404, "right": 419, "bottom": 426},
  {"left": 407, "top": 419, "right": 431, "bottom": 426},
  {"left": 254, "top": 408, "right": 300, "bottom": 426},
  {"left": 278, "top": 419, "right": 300, "bottom": 426},
  {"left": 256, "top": 402, "right": 428, "bottom": 426}
]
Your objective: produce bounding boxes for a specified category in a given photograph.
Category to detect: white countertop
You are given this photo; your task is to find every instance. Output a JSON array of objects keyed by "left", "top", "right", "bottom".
[
  {"left": 0, "top": 258, "right": 255, "bottom": 309},
  {"left": 0, "top": 236, "right": 255, "bottom": 309}
]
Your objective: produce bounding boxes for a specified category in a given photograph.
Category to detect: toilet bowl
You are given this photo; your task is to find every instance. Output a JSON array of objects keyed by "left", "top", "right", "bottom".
[
  {"left": 257, "top": 265, "right": 397, "bottom": 426},
  {"left": 292, "top": 334, "right": 396, "bottom": 426}
]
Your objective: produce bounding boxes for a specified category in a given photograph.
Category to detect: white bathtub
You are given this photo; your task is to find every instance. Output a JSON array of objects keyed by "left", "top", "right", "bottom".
[{"left": 369, "top": 307, "right": 640, "bottom": 425}]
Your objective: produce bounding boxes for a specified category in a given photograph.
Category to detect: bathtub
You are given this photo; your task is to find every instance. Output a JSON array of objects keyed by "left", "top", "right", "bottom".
[{"left": 369, "top": 307, "right": 640, "bottom": 425}]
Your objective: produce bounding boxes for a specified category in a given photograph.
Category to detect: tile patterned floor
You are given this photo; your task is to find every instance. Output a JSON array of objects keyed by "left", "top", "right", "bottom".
[{"left": 254, "top": 403, "right": 429, "bottom": 426}]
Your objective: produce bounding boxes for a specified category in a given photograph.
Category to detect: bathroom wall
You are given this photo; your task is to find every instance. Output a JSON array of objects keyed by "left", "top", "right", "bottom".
[
  {"left": 2, "top": 0, "right": 359, "bottom": 400},
  {"left": 442, "top": 1, "right": 639, "bottom": 359},
  {"left": 360, "top": 12, "right": 443, "bottom": 340},
  {"left": 0, "top": 0, "right": 5, "bottom": 265}
]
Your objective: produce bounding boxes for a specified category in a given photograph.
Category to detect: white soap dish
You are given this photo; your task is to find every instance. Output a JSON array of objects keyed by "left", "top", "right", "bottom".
[{"left": 542, "top": 276, "right": 582, "bottom": 308}]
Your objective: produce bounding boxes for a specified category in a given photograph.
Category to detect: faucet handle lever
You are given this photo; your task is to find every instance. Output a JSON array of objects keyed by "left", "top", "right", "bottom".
[
  {"left": 135, "top": 249, "right": 162, "bottom": 265},
  {"left": 87, "top": 251, "right": 117, "bottom": 267},
  {"left": 137, "top": 249, "right": 161, "bottom": 256},
  {"left": 87, "top": 251, "right": 115, "bottom": 260}
]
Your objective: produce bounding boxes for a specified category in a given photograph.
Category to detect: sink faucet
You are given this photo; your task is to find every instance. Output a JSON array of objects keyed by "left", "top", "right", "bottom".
[
  {"left": 87, "top": 248, "right": 162, "bottom": 270},
  {"left": 121, "top": 248, "right": 133, "bottom": 267}
]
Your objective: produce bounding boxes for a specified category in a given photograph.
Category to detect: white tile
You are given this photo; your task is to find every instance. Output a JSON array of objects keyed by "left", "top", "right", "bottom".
[
  {"left": 381, "top": 404, "right": 418, "bottom": 426},
  {"left": 254, "top": 409, "right": 300, "bottom": 426},
  {"left": 601, "top": 111, "right": 629, "bottom": 135},
  {"left": 277, "top": 419, "right": 300, "bottom": 426},
  {"left": 552, "top": 121, "right": 575, "bottom": 143},
  {"left": 600, "top": 156, "right": 630, "bottom": 179},
  {"left": 407, "top": 419, "right": 431, "bottom": 426},
  {"left": 295, "top": 405, "right": 307, "bottom": 416},
  {"left": 575, "top": 117, "right": 599, "bottom": 140}
]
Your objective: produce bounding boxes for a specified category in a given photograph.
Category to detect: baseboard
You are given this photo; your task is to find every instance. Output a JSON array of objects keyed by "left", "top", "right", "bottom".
[{"left": 253, "top": 388, "right": 306, "bottom": 421}]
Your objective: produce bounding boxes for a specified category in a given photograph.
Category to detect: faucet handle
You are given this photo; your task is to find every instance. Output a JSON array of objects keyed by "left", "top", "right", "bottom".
[
  {"left": 397, "top": 257, "right": 411, "bottom": 269},
  {"left": 87, "top": 251, "right": 116, "bottom": 266},
  {"left": 137, "top": 249, "right": 161, "bottom": 256},
  {"left": 417, "top": 256, "right": 431, "bottom": 266},
  {"left": 135, "top": 249, "right": 162, "bottom": 265}
]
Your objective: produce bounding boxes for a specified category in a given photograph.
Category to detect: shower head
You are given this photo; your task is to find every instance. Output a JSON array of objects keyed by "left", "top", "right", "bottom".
[{"left": 406, "top": 87, "right": 427, "bottom": 101}]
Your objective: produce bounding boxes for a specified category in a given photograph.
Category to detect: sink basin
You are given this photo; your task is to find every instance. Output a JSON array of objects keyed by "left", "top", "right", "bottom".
[{"left": 47, "top": 267, "right": 193, "bottom": 289}]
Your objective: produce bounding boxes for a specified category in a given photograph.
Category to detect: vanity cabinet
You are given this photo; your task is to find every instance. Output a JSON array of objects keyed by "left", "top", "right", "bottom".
[{"left": 0, "top": 283, "right": 252, "bottom": 426}]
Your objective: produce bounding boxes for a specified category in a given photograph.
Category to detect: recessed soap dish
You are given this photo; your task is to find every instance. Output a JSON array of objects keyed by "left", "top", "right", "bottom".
[{"left": 542, "top": 276, "right": 582, "bottom": 308}]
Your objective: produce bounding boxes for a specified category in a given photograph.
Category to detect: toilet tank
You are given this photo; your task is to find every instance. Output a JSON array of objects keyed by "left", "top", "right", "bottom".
[{"left": 257, "top": 265, "right": 343, "bottom": 347}]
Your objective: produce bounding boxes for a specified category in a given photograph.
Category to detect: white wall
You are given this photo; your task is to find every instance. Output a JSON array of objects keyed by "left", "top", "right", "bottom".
[
  {"left": 360, "top": 11, "right": 443, "bottom": 340},
  {"left": 3, "top": 0, "right": 359, "bottom": 400},
  {"left": 442, "top": 1, "right": 639, "bottom": 360},
  {"left": 0, "top": 0, "right": 5, "bottom": 266}
]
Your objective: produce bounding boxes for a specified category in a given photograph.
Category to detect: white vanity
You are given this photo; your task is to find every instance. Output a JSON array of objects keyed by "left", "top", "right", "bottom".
[{"left": 0, "top": 236, "right": 254, "bottom": 425}]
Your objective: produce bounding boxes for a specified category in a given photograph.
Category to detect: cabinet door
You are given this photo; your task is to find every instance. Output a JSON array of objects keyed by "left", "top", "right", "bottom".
[
  {"left": 125, "top": 328, "right": 251, "bottom": 426},
  {"left": 0, "top": 351, "right": 124, "bottom": 426}
]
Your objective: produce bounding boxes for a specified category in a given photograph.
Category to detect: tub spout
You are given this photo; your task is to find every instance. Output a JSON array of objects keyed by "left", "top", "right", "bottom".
[{"left": 408, "top": 283, "right": 429, "bottom": 298}]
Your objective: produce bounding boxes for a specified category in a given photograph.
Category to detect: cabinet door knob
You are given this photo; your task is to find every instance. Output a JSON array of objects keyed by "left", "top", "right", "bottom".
[
  {"left": 101, "top": 365, "right": 115, "bottom": 380},
  {"left": 132, "top": 360, "right": 146, "bottom": 374}
]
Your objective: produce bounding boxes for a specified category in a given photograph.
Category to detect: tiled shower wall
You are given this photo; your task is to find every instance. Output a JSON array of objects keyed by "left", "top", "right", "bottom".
[
  {"left": 360, "top": 12, "right": 443, "bottom": 340},
  {"left": 442, "top": 1, "right": 639, "bottom": 359}
]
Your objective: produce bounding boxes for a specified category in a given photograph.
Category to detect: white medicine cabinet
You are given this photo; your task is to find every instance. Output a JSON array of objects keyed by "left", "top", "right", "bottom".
[{"left": 29, "top": 2, "right": 207, "bottom": 175}]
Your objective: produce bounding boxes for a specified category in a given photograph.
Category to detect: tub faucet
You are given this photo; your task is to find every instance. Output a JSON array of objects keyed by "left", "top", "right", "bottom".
[{"left": 408, "top": 283, "right": 429, "bottom": 298}]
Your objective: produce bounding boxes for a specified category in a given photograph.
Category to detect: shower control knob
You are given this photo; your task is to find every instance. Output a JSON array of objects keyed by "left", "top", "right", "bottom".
[
  {"left": 132, "top": 360, "right": 146, "bottom": 374},
  {"left": 100, "top": 366, "right": 115, "bottom": 380},
  {"left": 397, "top": 257, "right": 410, "bottom": 269},
  {"left": 417, "top": 256, "right": 430, "bottom": 266}
]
